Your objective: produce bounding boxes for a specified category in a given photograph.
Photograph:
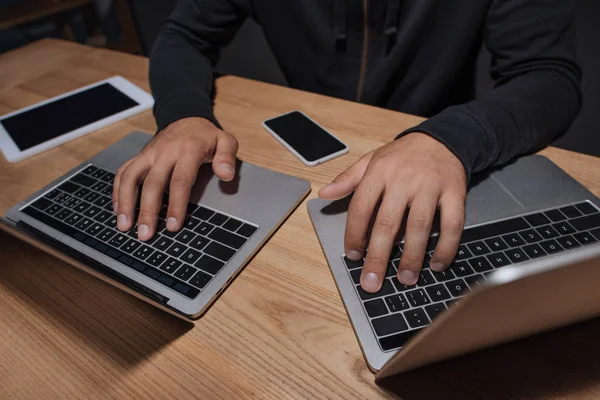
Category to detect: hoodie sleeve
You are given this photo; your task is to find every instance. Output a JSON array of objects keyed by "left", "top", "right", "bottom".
[
  {"left": 149, "top": 0, "right": 250, "bottom": 132},
  {"left": 397, "top": 0, "right": 581, "bottom": 180}
]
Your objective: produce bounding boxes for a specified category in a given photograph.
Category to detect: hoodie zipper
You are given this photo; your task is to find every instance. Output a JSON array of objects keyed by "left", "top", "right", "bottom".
[{"left": 356, "top": 0, "right": 369, "bottom": 102}]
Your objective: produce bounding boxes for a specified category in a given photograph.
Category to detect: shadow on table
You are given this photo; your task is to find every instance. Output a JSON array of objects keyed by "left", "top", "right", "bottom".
[
  {"left": 0, "top": 231, "right": 192, "bottom": 367},
  {"left": 377, "top": 317, "right": 600, "bottom": 400}
]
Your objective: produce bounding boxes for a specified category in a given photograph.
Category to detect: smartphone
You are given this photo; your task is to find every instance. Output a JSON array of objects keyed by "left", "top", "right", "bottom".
[{"left": 262, "top": 110, "right": 348, "bottom": 166}]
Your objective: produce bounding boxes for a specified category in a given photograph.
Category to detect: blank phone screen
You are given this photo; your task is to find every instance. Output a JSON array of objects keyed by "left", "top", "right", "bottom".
[
  {"left": 264, "top": 111, "right": 346, "bottom": 162},
  {"left": 1, "top": 83, "right": 139, "bottom": 151}
]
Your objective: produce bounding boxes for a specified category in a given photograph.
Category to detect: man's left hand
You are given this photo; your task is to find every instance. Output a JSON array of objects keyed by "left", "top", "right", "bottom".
[{"left": 318, "top": 132, "right": 467, "bottom": 293}]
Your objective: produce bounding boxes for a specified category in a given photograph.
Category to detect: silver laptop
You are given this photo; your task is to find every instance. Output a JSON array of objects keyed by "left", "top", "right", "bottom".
[
  {"left": 2, "top": 131, "right": 310, "bottom": 320},
  {"left": 308, "top": 155, "right": 600, "bottom": 378}
]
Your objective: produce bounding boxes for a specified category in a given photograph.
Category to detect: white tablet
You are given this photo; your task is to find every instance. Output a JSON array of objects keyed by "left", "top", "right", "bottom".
[{"left": 0, "top": 76, "right": 154, "bottom": 163}]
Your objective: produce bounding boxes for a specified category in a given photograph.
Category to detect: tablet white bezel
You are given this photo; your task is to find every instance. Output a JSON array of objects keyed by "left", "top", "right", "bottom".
[{"left": 0, "top": 76, "right": 154, "bottom": 163}]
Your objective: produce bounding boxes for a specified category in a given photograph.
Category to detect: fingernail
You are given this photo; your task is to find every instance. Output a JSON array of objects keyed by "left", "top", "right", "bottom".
[
  {"left": 217, "top": 163, "right": 234, "bottom": 175},
  {"left": 117, "top": 214, "right": 128, "bottom": 230},
  {"left": 113, "top": 202, "right": 118, "bottom": 214},
  {"left": 138, "top": 224, "right": 150, "bottom": 240},
  {"left": 167, "top": 217, "right": 178, "bottom": 231},
  {"left": 361, "top": 272, "right": 380, "bottom": 293},
  {"left": 430, "top": 262, "right": 446, "bottom": 272},
  {"left": 346, "top": 250, "right": 362, "bottom": 261},
  {"left": 399, "top": 269, "right": 418, "bottom": 285}
]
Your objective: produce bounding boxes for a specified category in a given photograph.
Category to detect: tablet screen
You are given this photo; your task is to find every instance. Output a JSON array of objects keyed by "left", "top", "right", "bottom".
[{"left": 0, "top": 83, "right": 139, "bottom": 151}]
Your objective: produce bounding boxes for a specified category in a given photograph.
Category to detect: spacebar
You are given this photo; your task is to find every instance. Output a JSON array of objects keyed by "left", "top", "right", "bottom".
[{"left": 460, "top": 216, "right": 530, "bottom": 244}]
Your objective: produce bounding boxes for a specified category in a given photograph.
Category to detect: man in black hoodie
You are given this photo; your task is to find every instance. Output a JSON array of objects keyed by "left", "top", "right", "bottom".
[{"left": 112, "top": 0, "right": 580, "bottom": 294}]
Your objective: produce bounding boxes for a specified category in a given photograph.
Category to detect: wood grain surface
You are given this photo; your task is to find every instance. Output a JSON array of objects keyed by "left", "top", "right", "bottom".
[{"left": 1, "top": 39, "right": 600, "bottom": 400}]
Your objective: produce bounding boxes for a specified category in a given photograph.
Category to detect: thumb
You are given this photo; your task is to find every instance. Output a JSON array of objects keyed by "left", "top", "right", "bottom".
[
  {"left": 212, "top": 132, "right": 239, "bottom": 181},
  {"left": 318, "top": 153, "right": 372, "bottom": 200}
]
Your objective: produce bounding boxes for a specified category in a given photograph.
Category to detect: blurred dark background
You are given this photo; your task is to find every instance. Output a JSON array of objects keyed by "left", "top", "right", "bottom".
[{"left": 1, "top": 0, "right": 597, "bottom": 156}]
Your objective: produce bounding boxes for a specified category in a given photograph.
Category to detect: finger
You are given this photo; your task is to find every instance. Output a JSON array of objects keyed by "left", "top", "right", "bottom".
[
  {"left": 344, "top": 174, "right": 384, "bottom": 261},
  {"left": 397, "top": 193, "right": 438, "bottom": 285},
  {"left": 166, "top": 157, "right": 202, "bottom": 232},
  {"left": 136, "top": 158, "right": 175, "bottom": 241},
  {"left": 318, "top": 153, "right": 372, "bottom": 200},
  {"left": 112, "top": 159, "right": 134, "bottom": 214},
  {"left": 212, "top": 133, "right": 238, "bottom": 181},
  {"left": 117, "top": 158, "right": 151, "bottom": 231},
  {"left": 430, "top": 193, "right": 465, "bottom": 272},
  {"left": 361, "top": 193, "right": 407, "bottom": 293}
]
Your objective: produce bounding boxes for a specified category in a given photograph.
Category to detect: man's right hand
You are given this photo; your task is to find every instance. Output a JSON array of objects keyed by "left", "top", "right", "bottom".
[{"left": 112, "top": 117, "right": 239, "bottom": 241}]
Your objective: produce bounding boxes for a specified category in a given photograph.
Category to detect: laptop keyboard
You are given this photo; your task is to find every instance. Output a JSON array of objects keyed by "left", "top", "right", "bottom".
[
  {"left": 21, "top": 165, "right": 259, "bottom": 299},
  {"left": 344, "top": 201, "right": 600, "bottom": 352}
]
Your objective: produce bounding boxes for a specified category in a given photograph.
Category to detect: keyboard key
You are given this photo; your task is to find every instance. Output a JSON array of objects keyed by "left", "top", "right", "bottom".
[
  {"left": 404, "top": 308, "right": 430, "bottom": 328},
  {"left": 431, "top": 268, "right": 456, "bottom": 282},
  {"left": 142, "top": 267, "right": 160, "bottom": 279},
  {"left": 445, "top": 279, "right": 470, "bottom": 297},
  {"left": 425, "top": 303, "right": 447, "bottom": 321},
  {"left": 556, "top": 235, "right": 580, "bottom": 250},
  {"left": 81, "top": 165, "right": 98, "bottom": 175},
  {"left": 391, "top": 278, "right": 414, "bottom": 292},
  {"left": 524, "top": 213, "right": 551, "bottom": 227},
  {"left": 189, "top": 270, "right": 212, "bottom": 289},
  {"left": 64, "top": 213, "right": 83, "bottom": 226},
  {"left": 573, "top": 231, "right": 598, "bottom": 245},
  {"left": 100, "top": 171, "right": 115, "bottom": 182},
  {"left": 460, "top": 217, "right": 529, "bottom": 243},
  {"left": 83, "top": 205, "right": 102, "bottom": 219},
  {"left": 74, "top": 217, "right": 93, "bottom": 230},
  {"left": 485, "top": 237, "right": 508, "bottom": 252},
  {"left": 189, "top": 235, "right": 210, "bottom": 251},
  {"left": 152, "top": 236, "right": 174, "bottom": 251},
  {"left": 84, "top": 191, "right": 101, "bottom": 203},
  {"left": 108, "top": 233, "right": 128, "bottom": 248},
  {"left": 372, "top": 313, "right": 409, "bottom": 336},
  {"left": 237, "top": 223, "right": 258, "bottom": 238},
  {"left": 552, "top": 221, "right": 576, "bottom": 235},
  {"left": 520, "top": 229, "right": 543, "bottom": 243},
  {"left": 487, "top": 252, "right": 511, "bottom": 268},
  {"left": 192, "top": 206, "right": 215, "bottom": 220},
  {"left": 344, "top": 256, "right": 364, "bottom": 269},
  {"left": 539, "top": 239, "right": 563, "bottom": 254},
  {"left": 74, "top": 187, "right": 91, "bottom": 198},
  {"left": 100, "top": 186, "right": 113, "bottom": 196},
  {"left": 222, "top": 218, "right": 243, "bottom": 232},
  {"left": 384, "top": 294, "right": 410, "bottom": 312},
  {"left": 560, "top": 205, "right": 582, "bottom": 219},
  {"left": 45, "top": 189, "right": 62, "bottom": 200},
  {"left": 417, "top": 269, "right": 435, "bottom": 286},
  {"left": 455, "top": 245, "right": 472, "bottom": 260},
  {"left": 94, "top": 196, "right": 112, "bottom": 208},
  {"left": 122, "top": 239, "right": 142, "bottom": 254},
  {"left": 55, "top": 208, "right": 73, "bottom": 221},
  {"left": 46, "top": 204, "right": 63, "bottom": 216},
  {"left": 195, "top": 255, "right": 226, "bottom": 277},
  {"left": 570, "top": 214, "right": 600, "bottom": 232},
  {"left": 71, "top": 173, "right": 95, "bottom": 187},
  {"left": 97, "top": 228, "right": 116, "bottom": 243},
  {"left": 449, "top": 261, "right": 473, "bottom": 277},
  {"left": 465, "top": 274, "right": 486, "bottom": 289},
  {"left": 467, "top": 241, "right": 491, "bottom": 256},
  {"left": 183, "top": 216, "right": 201, "bottom": 230},
  {"left": 94, "top": 210, "right": 112, "bottom": 223},
  {"left": 502, "top": 233, "right": 525, "bottom": 247},
  {"left": 133, "top": 245, "right": 154, "bottom": 260},
  {"left": 535, "top": 225, "right": 560, "bottom": 239},
  {"left": 209, "top": 227, "right": 246, "bottom": 249},
  {"left": 522, "top": 243, "right": 546, "bottom": 259},
  {"left": 194, "top": 222, "right": 215, "bottom": 236},
  {"left": 174, "top": 264, "right": 197, "bottom": 281},
  {"left": 86, "top": 222, "right": 105, "bottom": 237},
  {"left": 158, "top": 274, "right": 174, "bottom": 287},
  {"left": 505, "top": 248, "right": 529, "bottom": 263},
  {"left": 89, "top": 169, "right": 106, "bottom": 179},
  {"left": 175, "top": 229, "right": 196, "bottom": 244},
  {"left": 105, "top": 216, "right": 117, "bottom": 229},
  {"left": 73, "top": 201, "right": 91, "bottom": 214},
  {"left": 446, "top": 299, "right": 462, "bottom": 308},
  {"left": 62, "top": 197, "right": 82, "bottom": 209},
  {"left": 147, "top": 251, "right": 168, "bottom": 267},
  {"left": 544, "top": 209, "right": 567, "bottom": 222},
  {"left": 379, "top": 329, "right": 423, "bottom": 351},
  {"left": 356, "top": 279, "right": 395, "bottom": 300},
  {"left": 364, "top": 298, "right": 389, "bottom": 318},
  {"left": 575, "top": 202, "right": 598, "bottom": 215},
  {"left": 350, "top": 269, "right": 361, "bottom": 284},
  {"left": 180, "top": 248, "right": 202, "bottom": 264},
  {"left": 208, "top": 213, "right": 228, "bottom": 226},
  {"left": 160, "top": 257, "right": 182, "bottom": 273},
  {"left": 425, "top": 284, "right": 451, "bottom": 302},
  {"left": 166, "top": 243, "right": 186, "bottom": 257},
  {"left": 469, "top": 256, "right": 493, "bottom": 272},
  {"left": 31, "top": 197, "right": 53, "bottom": 211},
  {"left": 406, "top": 289, "right": 430, "bottom": 307},
  {"left": 204, "top": 241, "right": 236, "bottom": 262},
  {"left": 91, "top": 181, "right": 107, "bottom": 192}
]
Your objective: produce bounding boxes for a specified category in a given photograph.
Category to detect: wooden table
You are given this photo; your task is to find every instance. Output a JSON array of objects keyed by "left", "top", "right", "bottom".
[{"left": 2, "top": 39, "right": 600, "bottom": 400}]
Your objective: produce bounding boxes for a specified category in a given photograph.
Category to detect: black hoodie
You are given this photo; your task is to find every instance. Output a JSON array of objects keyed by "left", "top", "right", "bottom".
[{"left": 149, "top": 0, "right": 581, "bottom": 179}]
